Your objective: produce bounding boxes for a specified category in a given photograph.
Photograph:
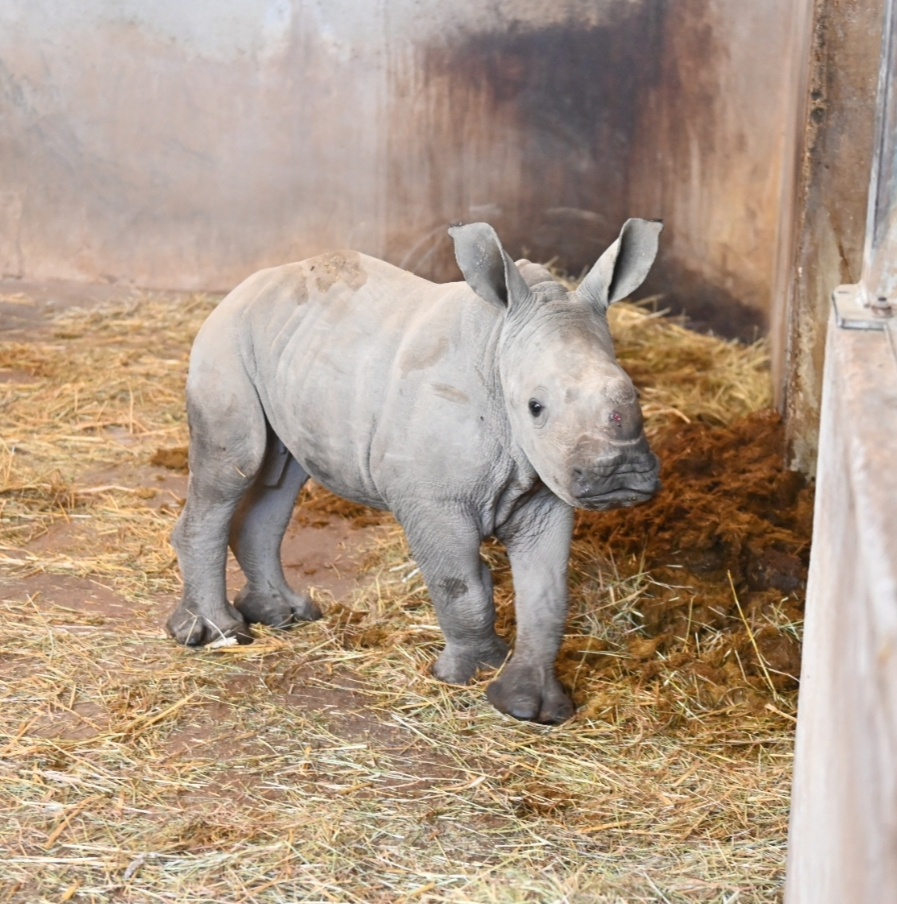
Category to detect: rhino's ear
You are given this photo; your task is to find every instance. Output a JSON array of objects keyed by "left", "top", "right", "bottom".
[
  {"left": 578, "top": 219, "right": 663, "bottom": 310},
  {"left": 449, "top": 223, "right": 531, "bottom": 311}
]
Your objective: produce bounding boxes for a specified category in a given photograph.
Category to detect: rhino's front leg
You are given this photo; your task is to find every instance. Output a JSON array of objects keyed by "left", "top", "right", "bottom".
[
  {"left": 399, "top": 508, "right": 508, "bottom": 684},
  {"left": 490, "top": 490, "right": 574, "bottom": 724}
]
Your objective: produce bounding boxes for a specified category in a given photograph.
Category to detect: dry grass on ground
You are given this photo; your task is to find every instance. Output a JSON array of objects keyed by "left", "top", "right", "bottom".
[{"left": 1, "top": 292, "right": 798, "bottom": 903}]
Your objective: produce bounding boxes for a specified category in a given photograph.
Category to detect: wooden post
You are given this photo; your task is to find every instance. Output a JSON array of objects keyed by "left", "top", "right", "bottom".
[{"left": 785, "top": 2, "right": 897, "bottom": 898}]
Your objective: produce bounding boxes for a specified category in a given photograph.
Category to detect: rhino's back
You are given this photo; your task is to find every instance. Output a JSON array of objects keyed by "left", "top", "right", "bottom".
[{"left": 212, "top": 251, "right": 507, "bottom": 509}]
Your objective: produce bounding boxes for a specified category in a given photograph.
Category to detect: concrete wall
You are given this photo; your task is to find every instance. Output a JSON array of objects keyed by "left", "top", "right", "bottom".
[
  {"left": 772, "top": 0, "right": 885, "bottom": 472},
  {"left": 628, "top": 0, "right": 808, "bottom": 338},
  {"left": 1, "top": 0, "right": 797, "bottom": 339}
]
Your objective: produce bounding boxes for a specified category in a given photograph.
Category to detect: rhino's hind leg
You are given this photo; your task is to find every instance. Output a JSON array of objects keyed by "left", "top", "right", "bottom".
[
  {"left": 167, "top": 364, "right": 268, "bottom": 647},
  {"left": 229, "top": 440, "right": 322, "bottom": 628},
  {"left": 400, "top": 510, "right": 509, "bottom": 685}
]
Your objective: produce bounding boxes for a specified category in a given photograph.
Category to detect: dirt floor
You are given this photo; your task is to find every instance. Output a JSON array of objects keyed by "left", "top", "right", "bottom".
[{"left": 0, "top": 284, "right": 805, "bottom": 902}]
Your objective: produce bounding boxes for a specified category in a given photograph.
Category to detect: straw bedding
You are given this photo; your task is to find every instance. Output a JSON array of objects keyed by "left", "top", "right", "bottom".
[{"left": 0, "top": 290, "right": 804, "bottom": 902}]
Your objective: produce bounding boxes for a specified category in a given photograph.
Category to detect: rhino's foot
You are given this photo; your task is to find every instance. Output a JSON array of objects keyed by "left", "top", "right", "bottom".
[
  {"left": 432, "top": 638, "right": 509, "bottom": 685},
  {"left": 166, "top": 602, "right": 253, "bottom": 647},
  {"left": 487, "top": 664, "right": 573, "bottom": 724},
  {"left": 233, "top": 585, "right": 322, "bottom": 627}
]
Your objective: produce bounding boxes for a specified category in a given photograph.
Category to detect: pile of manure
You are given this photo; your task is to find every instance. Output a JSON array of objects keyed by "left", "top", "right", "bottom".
[{"left": 0, "top": 290, "right": 806, "bottom": 903}]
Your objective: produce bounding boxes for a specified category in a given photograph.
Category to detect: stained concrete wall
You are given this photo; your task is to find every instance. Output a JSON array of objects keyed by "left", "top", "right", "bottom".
[
  {"left": 1, "top": 0, "right": 799, "bottom": 340},
  {"left": 772, "top": 0, "right": 885, "bottom": 472},
  {"left": 628, "top": 0, "right": 810, "bottom": 338}
]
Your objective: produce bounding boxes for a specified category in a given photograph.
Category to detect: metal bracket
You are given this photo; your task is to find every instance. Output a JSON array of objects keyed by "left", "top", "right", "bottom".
[
  {"left": 833, "top": 285, "right": 897, "bottom": 369},
  {"left": 832, "top": 284, "right": 895, "bottom": 330}
]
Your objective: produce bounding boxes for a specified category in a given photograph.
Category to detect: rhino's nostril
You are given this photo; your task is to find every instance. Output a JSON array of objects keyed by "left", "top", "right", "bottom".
[{"left": 602, "top": 403, "right": 644, "bottom": 442}]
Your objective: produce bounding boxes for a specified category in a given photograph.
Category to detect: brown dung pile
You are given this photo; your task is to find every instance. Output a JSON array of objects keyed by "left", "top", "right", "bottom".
[{"left": 569, "top": 410, "right": 810, "bottom": 697}]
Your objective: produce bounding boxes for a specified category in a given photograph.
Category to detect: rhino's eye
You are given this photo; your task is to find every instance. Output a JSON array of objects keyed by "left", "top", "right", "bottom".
[{"left": 528, "top": 399, "right": 544, "bottom": 418}]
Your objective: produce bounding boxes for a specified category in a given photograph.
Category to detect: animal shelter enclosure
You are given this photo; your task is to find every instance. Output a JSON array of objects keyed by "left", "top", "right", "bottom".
[{"left": 1, "top": 0, "right": 896, "bottom": 901}]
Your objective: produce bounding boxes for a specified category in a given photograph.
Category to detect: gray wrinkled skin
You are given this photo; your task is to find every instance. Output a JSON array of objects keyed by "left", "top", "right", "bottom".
[{"left": 167, "top": 219, "right": 663, "bottom": 724}]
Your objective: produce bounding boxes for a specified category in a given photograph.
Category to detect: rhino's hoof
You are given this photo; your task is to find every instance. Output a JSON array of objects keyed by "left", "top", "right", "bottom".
[
  {"left": 486, "top": 670, "right": 574, "bottom": 724},
  {"left": 233, "top": 586, "right": 322, "bottom": 627},
  {"left": 166, "top": 605, "right": 253, "bottom": 647},
  {"left": 432, "top": 639, "right": 509, "bottom": 685}
]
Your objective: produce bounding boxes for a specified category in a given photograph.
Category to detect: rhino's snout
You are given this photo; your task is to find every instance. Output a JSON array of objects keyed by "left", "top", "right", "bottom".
[{"left": 569, "top": 443, "right": 661, "bottom": 511}]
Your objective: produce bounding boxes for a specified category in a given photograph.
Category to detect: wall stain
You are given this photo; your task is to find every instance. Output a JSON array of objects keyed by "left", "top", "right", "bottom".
[
  {"left": 387, "top": 3, "right": 661, "bottom": 284},
  {"left": 387, "top": 0, "right": 767, "bottom": 340},
  {"left": 644, "top": 259, "right": 766, "bottom": 343},
  {"left": 626, "top": 0, "right": 768, "bottom": 338}
]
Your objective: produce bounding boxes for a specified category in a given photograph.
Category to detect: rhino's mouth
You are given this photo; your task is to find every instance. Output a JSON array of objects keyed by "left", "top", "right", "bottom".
[
  {"left": 567, "top": 447, "right": 661, "bottom": 511},
  {"left": 574, "top": 483, "right": 660, "bottom": 511}
]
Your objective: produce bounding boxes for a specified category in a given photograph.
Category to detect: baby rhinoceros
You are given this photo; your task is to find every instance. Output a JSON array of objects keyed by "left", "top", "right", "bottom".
[{"left": 167, "top": 219, "right": 663, "bottom": 723}]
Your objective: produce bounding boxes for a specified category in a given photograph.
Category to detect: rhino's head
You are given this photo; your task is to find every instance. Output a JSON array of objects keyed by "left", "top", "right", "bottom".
[{"left": 449, "top": 218, "right": 662, "bottom": 511}]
